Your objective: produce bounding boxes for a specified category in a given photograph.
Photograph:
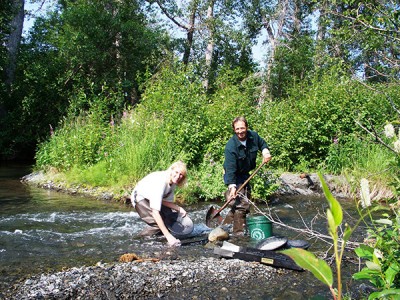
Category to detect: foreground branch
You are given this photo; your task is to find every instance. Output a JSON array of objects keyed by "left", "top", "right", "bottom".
[{"left": 240, "top": 193, "right": 360, "bottom": 250}]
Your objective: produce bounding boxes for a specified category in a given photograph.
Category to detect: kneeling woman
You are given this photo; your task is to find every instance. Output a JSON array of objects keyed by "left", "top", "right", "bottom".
[{"left": 131, "top": 161, "right": 188, "bottom": 247}]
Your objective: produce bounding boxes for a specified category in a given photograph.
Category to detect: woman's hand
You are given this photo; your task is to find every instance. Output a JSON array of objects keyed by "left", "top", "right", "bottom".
[
  {"left": 179, "top": 206, "right": 187, "bottom": 217},
  {"left": 167, "top": 236, "right": 181, "bottom": 247}
]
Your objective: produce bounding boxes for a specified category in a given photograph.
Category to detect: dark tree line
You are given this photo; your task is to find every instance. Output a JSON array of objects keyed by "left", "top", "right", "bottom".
[{"left": 0, "top": 0, "right": 398, "bottom": 160}]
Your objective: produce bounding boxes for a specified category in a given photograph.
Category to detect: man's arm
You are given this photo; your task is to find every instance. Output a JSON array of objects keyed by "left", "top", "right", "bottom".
[{"left": 262, "top": 148, "right": 272, "bottom": 163}]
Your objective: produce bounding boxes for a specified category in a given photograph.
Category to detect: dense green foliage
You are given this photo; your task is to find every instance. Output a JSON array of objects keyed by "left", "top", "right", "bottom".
[
  {"left": 34, "top": 64, "right": 261, "bottom": 201},
  {"left": 0, "top": 0, "right": 170, "bottom": 159},
  {"left": 34, "top": 62, "right": 400, "bottom": 204},
  {"left": 261, "top": 73, "right": 400, "bottom": 171},
  {"left": 0, "top": 0, "right": 13, "bottom": 77}
]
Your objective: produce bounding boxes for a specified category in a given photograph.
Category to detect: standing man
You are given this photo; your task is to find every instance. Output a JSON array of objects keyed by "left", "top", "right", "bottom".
[
  {"left": 223, "top": 116, "right": 272, "bottom": 235},
  {"left": 131, "top": 161, "right": 189, "bottom": 247}
]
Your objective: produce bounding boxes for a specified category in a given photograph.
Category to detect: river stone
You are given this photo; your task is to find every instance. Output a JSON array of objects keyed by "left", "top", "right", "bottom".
[{"left": 208, "top": 226, "right": 229, "bottom": 242}]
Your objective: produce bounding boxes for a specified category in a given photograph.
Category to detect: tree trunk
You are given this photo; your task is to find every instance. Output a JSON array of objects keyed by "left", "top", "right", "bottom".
[
  {"left": 257, "top": 0, "right": 289, "bottom": 105},
  {"left": 203, "top": 0, "right": 215, "bottom": 90},
  {"left": 315, "top": 6, "right": 326, "bottom": 70},
  {"left": 292, "top": 0, "right": 302, "bottom": 34},
  {"left": 182, "top": 6, "right": 196, "bottom": 66},
  {"left": 5, "top": 0, "right": 24, "bottom": 88},
  {"left": 151, "top": 0, "right": 199, "bottom": 67}
]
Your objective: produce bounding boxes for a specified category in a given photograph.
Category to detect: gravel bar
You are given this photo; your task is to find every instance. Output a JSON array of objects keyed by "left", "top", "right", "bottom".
[{"left": 4, "top": 255, "right": 283, "bottom": 300}]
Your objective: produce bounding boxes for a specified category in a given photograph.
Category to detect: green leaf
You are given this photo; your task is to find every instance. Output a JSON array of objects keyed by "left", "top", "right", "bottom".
[
  {"left": 385, "top": 263, "right": 400, "bottom": 287},
  {"left": 366, "top": 261, "right": 381, "bottom": 271},
  {"left": 318, "top": 172, "right": 342, "bottom": 226},
  {"left": 281, "top": 248, "right": 333, "bottom": 286},
  {"left": 327, "top": 209, "right": 337, "bottom": 237},
  {"left": 353, "top": 268, "right": 380, "bottom": 280},
  {"left": 343, "top": 224, "right": 352, "bottom": 242},
  {"left": 374, "top": 219, "right": 393, "bottom": 226},
  {"left": 368, "top": 289, "right": 400, "bottom": 300},
  {"left": 372, "top": 249, "right": 382, "bottom": 265},
  {"left": 354, "top": 244, "right": 374, "bottom": 259}
]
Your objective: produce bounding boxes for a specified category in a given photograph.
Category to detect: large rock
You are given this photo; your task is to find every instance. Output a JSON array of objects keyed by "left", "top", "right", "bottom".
[
  {"left": 276, "top": 173, "right": 350, "bottom": 198},
  {"left": 208, "top": 226, "right": 229, "bottom": 242}
]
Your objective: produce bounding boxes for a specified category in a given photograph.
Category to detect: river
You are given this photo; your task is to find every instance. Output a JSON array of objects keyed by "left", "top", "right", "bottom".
[{"left": 0, "top": 162, "right": 370, "bottom": 299}]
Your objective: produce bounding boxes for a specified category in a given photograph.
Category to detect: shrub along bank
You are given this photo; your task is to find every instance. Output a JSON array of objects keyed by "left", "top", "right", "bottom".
[{"left": 34, "top": 65, "right": 400, "bottom": 204}]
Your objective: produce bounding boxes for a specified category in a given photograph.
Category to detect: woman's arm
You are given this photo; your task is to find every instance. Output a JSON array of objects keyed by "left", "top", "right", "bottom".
[
  {"left": 162, "top": 200, "right": 187, "bottom": 216},
  {"left": 151, "top": 208, "right": 181, "bottom": 246}
]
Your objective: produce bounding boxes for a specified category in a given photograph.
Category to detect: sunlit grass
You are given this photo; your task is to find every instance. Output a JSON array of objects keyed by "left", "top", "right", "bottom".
[
  {"left": 342, "top": 142, "right": 395, "bottom": 199},
  {"left": 61, "top": 113, "right": 187, "bottom": 196}
]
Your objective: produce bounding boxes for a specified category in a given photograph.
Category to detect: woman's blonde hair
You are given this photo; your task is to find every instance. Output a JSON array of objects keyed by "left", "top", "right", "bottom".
[{"left": 168, "top": 160, "right": 187, "bottom": 187}]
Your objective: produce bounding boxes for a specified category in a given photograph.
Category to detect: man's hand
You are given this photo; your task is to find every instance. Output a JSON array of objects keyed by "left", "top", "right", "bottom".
[
  {"left": 229, "top": 186, "right": 237, "bottom": 201},
  {"left": 262, "top": 148, "right": 272, "bottom": 164},
  {"left": 263, "top": 154, "right": 272, "bottom": 164}
]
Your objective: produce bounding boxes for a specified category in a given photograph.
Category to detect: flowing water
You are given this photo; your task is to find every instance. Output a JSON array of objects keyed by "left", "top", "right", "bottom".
[{"left": 0, "top": 163, "right": 369, "bottom": 299}]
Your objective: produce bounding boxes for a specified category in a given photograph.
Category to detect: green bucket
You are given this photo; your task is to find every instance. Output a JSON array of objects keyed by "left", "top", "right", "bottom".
[{"left": 246, "top": 215, "right": 272, "bottom": 240}]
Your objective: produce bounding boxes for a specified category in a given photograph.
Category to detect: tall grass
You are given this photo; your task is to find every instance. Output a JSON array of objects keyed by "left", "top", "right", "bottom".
[
  {"left": 36, "top": 108, "right": 188, "bottom": 195},
  {"left": 323, "top": 137, "right": 395, "bottom": 197},
  {"left": 64, "top": 112, "right": 187, "bottom": 192},
  {"left": 35, "top": 112, "right": 111, "bottom": 172}
]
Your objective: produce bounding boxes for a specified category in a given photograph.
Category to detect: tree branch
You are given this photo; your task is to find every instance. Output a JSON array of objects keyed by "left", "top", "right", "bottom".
[
  {"left": 152, "top": 0, "right": 191, "bottom": 31},
  {"left": 237, "top": 192, "right": 361, "bottom": 251},
  {"left": 354, "top": 119, "right": 396, "bottom": 153}
]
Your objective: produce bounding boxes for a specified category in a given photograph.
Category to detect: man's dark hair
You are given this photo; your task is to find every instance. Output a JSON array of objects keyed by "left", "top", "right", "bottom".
[{"left": 232, "top": 116, "right": 248, "bottom": 130}]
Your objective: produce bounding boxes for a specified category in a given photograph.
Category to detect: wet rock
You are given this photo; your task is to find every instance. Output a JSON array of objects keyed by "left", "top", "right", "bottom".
[
  {"left": 208, "top": 227, "right": 229, "bottom": 242},
  {"left": 277, "top": 172, "right": 351, "bottom": 198}
]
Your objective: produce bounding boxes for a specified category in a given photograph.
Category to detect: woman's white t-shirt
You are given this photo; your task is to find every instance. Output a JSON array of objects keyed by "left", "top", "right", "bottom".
[{"left": 132, "top": 171, "right": 175, "bottom": 211}]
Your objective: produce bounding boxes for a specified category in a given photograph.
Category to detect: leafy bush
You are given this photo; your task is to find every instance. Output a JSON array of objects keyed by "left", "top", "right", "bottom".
[
  {"left": 250, "top": 166, "right": 280, "bottom": 201},
  {"left": 35, "top": 64, "right": 278, "bottom": 200},
  {"left": 184, "top": 155, "right": 226, "bottom": 204},
  {"left": 35, "top": 106, "right": 112, "bottom": 171},
  {"left": 260, "top": 72, "right": 400, "bottom": 172},
  {"left": 137, "top": 64, "right": 255, "bottom": 166},
  {"left": 351, "top": 121, "right": 400, "bottom": 298}
]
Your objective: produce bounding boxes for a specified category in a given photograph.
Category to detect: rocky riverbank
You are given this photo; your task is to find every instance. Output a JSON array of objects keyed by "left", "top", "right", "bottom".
[
  {"left": 21, "top": 171, "right": 355, "bottom": 204},
  {"left": 5, "top": 254, "right": 283, "bottom": 300}
]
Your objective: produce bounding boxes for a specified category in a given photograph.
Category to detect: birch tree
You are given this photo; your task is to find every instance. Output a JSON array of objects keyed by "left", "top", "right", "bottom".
[
  {"left": 4, "top": 0, "right": 25, "bottom": 88},
  {"left": 150, "top": 0, "right": 200, "bottom": 66},
  {"left": 150, "top": 0, "right": 257, "bottom": 91},
  {"left": 242, "top": 0, "right": 314, "bottom": 103}
]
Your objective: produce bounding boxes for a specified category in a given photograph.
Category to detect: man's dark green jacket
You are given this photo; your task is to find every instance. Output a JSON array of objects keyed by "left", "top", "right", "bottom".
[{"left": 223, "top": 130, "right": 269, "bottom": 185}]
